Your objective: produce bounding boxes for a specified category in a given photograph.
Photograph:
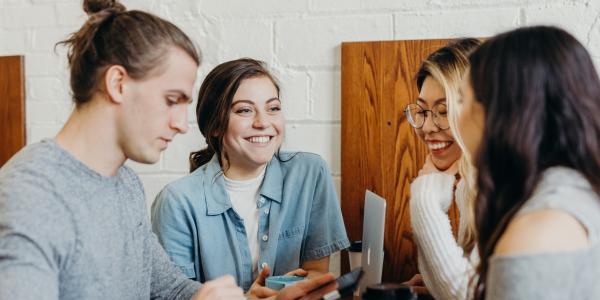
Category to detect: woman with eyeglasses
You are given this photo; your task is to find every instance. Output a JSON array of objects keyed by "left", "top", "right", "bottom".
[{"left": 403, "top": 38, "right": 481, "bottom": 300}]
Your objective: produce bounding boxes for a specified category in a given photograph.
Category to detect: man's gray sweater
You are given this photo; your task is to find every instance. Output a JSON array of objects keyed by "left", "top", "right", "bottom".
[{"left": 0, "top": 139, "right": 201, "bottom": 300}]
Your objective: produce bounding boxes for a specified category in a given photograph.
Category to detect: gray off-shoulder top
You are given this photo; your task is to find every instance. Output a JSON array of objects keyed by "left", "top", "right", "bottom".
[{"left": 486, "top": 167, "right": 600, "bottom": 300}]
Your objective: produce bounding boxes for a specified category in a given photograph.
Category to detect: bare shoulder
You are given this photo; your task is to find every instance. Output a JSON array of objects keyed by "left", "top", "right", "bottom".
[{"left": 494, "top": 208, "right": 589, "bottom": 256}]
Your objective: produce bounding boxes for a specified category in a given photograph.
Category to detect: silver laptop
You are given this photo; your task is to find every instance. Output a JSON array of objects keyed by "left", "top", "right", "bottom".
[{"left": 359, "top": 190, "right": 386, "bottom": 293}]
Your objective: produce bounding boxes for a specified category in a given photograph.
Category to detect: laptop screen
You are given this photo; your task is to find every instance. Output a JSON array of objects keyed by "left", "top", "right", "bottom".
[{"left": 359, "top": 190, "right": 386, "bottom": 293}]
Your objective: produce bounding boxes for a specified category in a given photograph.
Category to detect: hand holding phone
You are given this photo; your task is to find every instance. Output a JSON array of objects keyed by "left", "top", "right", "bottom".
[{"left": 321, "top": 267, "right": 364, "bottom": 300}]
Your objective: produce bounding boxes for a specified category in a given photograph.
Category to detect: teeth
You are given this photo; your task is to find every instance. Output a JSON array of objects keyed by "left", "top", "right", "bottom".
[
  {"left": 248, "top": 136, "right": 271, "bottom": 143},
  {"left": 428, "top": 141, "right": 451, "bottom": 150}
]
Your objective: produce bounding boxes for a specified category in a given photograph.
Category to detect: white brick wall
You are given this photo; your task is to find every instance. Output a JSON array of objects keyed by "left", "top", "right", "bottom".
[{"left": 2, "top": 0, "right": 599, "bottom": 276}]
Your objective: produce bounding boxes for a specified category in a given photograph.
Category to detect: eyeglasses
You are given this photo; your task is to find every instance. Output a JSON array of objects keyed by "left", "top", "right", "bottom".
[{"left": 404, "top": 102, "right": 449, "bottom": 130}]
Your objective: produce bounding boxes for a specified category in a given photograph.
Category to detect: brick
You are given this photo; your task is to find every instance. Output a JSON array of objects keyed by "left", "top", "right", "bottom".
[
  {"left": 121, "top": 0, "right": 153, "bottom": 11},
  {"left": 2, "top": 4, "right": 57, "bottom": 28},
  {"left": 0, "top": 29, "right": 27, "bottom": 55},
  {"left": 329, "top": 250, "right": 341, "bottom": 277},
  {"left": 276, "top": 16, "right": 392, "bottom": 67},
  {"left": 125, "top": 157, "right": 163, "bottom": 175},
  {"left": 56, "top": 3, "right": 86, "bottom": 26},
  {"left": 163, "top": 125, "right": 206, "bottom": 173},
  {"left": 282, "top": 123, "right": 340, "bottom": 174},
  {"left": 28, "top": 124, "right": 62, "bottom": 144},
  {"left": 271, "top": 68, "right": 310, "bottom": 120},
  {"left": 25, "top": 52, "right": 69, "bottom": 76},
  {"left": 593, "top": 57, "right": 600, "bottom": 75},
  {"left": 332, "top": 176, "right": 341, "bottom": 201},
  {"left": 154, "top": 2, "right": 202, "bottom": 22},
  {"left": 27, "top": 77, "right": 70, "bottom": 101},
  {"left": 394, "top": 8, "right": 520, "bottom": 39},
  {"left": 137, "top": 174, "right": 186, "bottom": 212},
  {"left": 310, "top": 70, "right": 341, "bottom": 121},
  {"left": 31, "top": 27, "right": 72, "bottom": 52},
  {"left": 525, "top": 5, "right": 599, "bottom": 48},
  {"left": 5, "top": 0, "right": 31, "bottom": 4},
  {"left": 26, "top": 100, "right": 72, "bottom": 124},
  {"left": 590, "top": 38, "right": 600, "bottom": 59},
  {"left": 179, "top": 19, "right": 273, "bottom": 67},
  {"left": 187, "top": 98, "right": 199, "bottom": 125},
  {"left": 428, "top": 0, "right": 570, "bottom": 9},
  {"left": 311, "top": 0, "right": 430, "bottom": 12},
  {"left": 200, "top": 0, "right": 308, "bottom": 18},
  {"left": 32, "top": 0, "right": 79, "bottom": 3}
]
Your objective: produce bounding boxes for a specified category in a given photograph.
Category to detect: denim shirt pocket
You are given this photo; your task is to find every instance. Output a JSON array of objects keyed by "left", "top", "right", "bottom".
[
  {"left": 274, "top": 225, "right": 304, "bottom": 275},
  {"left": 278, "top": 225, "right": 304, "bottom": 240}
]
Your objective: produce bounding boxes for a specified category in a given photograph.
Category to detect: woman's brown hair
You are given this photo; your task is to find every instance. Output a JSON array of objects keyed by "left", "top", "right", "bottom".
[
  {"left": 469, "top": 26, "right": 600, "bottom": 299},
  {"left": 189, "top": 58, "right": 280, "bottom": 172},
  {"left": 57, "top": 0, "right": 200, "bottom": 106}
]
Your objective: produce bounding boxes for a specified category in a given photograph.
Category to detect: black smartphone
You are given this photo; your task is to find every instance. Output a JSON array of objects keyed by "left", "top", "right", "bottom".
[{"left": 322, "top": 267, "right": 364, "bottom": 300}]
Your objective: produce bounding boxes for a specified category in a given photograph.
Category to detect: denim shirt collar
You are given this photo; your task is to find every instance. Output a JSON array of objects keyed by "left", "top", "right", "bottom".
[{"left": 203, "top": 155, "right": 283, "bottom": 215}]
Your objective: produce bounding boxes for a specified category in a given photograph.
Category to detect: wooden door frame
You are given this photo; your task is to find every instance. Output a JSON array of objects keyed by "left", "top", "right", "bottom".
[
  {"left": 340, "top": 39, "right": 451, "bottom": 281},
  {"left": 0, "top": 55, "right": 26, "bottom": 167}
]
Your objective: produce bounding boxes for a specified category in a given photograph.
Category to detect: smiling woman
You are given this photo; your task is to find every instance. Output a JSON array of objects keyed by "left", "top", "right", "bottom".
[
  {"left": 404, "top": 38, "right": 482, "bottom": 300},
  {"left": 222, "top": 76, "right": 284, "bottom": 179},
  {"left": 150, "top": 58, "right": 350, "bottom": 294}
]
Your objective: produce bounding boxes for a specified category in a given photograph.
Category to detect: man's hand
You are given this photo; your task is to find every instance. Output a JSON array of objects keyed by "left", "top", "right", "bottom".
[
  {"left": 192, "top": 275, "right": 244, "bottom": 300},
  {"left": 276, "top": 273, "right": 337, "bottom": 300}
]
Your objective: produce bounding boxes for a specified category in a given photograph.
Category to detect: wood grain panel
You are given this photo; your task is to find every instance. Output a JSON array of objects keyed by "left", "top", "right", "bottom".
[
  {"left": 341, "top": 39, "right": 453, "bottom": 282},
  {"left": 0, "top": 56, "right": 26, "bottom": 167}
]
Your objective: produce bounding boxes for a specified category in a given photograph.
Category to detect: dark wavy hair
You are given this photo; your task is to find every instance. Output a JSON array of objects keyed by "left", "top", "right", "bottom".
[
  {"left": 189, "top": 58, "right": 280, "bottom": 172},
  {"left": 469, "top": 26, "right": 600, "bottom": 299}
]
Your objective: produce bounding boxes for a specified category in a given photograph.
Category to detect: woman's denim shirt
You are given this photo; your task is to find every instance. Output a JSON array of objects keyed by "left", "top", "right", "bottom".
[{"left": 151, "top": 152, "right": 350, "bottom": 291}]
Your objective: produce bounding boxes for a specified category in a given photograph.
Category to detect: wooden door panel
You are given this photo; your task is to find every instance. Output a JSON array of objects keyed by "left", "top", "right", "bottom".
[
  {"left": 341, "top": 39, "right": 450, "bottom": 282},
  {"left": 0, "top": 56, "right": 26, "bottom": 167}
]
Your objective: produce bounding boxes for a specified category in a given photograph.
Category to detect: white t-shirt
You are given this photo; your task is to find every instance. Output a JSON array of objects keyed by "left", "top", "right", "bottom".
[{"left": 224, "top": 168, "right": 265, "bottom": 275}]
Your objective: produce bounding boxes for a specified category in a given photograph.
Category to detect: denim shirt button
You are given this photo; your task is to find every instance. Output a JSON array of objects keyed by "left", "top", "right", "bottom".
[
  {"left": 264, "top": 208, "right": 269, "bottom": 214},
  {"left": 262, "top": 234, "right": 269, "bottom": 242}
]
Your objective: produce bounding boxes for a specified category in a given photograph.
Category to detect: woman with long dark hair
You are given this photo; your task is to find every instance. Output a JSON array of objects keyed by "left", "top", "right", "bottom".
[{"left": 458, "top": 26, "right": 600, "bottom": 299}]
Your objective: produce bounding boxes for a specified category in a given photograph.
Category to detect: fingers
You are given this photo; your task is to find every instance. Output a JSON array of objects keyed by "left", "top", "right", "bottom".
[
  {"left": 194, "top": 275, "right": 244, "bottom": 300},
  {"left": 275, "top": 274, "right": 336, "bottom": 300},
  {"left": 250, "top": 286, "right": 278, "bottom": 299},
  {"left": 402, "top": 275, "right": 428, "bottom": 295},
  {"left": 414, "top": 274, "right": 424, "bottom": 285},
  {"left": 296, "top": 273, "right": 336, "bottom": 293},
  {"left": 254, "top": 265, "right": 271, "bottom": 286},
  {"left": 402, "top": 274, "right": 422, "bottom": 286},
  {"left": 284, "top": 268, "right": 308, "bottom": 277},
  {"left": 302, "top": 281, "right": 338, "bottom": 300},
  {"left": 412, "top": 286, "right": 430, "bottom": 295}
]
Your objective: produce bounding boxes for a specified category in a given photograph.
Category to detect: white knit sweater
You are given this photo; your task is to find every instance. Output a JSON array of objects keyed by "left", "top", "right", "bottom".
[{"left": 410, "top": 173, "right": 478, "bottom": 300}]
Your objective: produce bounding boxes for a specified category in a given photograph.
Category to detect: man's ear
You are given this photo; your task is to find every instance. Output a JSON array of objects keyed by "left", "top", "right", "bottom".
[{"left": 103, "top": 65, "right": 128, "bottom": 104}]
